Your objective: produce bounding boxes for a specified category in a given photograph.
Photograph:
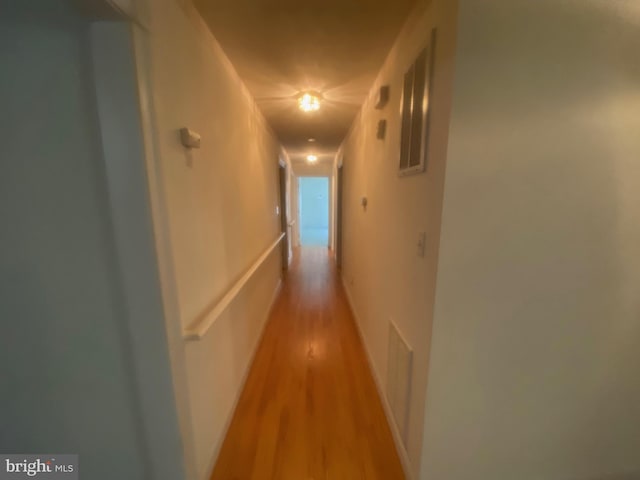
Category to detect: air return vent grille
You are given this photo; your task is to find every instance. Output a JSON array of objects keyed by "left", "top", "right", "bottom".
[{"left": 386, "top": 320, "right": 413, "bottom": 446}]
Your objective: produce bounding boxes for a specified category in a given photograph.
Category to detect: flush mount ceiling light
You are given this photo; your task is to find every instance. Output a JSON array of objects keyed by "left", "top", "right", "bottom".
[
  {"left": 306, "top": 154, "right": 318, "bottom": 163},
  {"left": 298, "top": 92, "right": 322, "bottom": 112}
]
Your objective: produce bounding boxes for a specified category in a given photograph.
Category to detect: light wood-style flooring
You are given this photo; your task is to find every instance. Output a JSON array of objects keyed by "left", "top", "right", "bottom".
[{"left": 210, "top": 247, "right": 405, "bottom": 480}]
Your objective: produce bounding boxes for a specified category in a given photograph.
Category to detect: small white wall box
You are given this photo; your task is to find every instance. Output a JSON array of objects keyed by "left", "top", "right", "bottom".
[
  {"left": 375, "top": 85, "right": 390, "bottom": 109},
  {"left": 180, "top": 128, "right": 201, "bottom": 149}
]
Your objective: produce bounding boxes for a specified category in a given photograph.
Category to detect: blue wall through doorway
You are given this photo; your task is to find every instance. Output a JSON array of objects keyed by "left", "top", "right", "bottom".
[{"left": 299, "top": 177, "right": 329, "bottom": 246}]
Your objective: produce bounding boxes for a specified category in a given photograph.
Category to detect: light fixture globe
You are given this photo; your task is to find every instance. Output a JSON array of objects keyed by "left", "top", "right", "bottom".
[
  {"left": 306, "top": 154, "right": 318, "bottom": 163},
  {"left": 298, "top": 91, "right": 322, "bottom": 112}
]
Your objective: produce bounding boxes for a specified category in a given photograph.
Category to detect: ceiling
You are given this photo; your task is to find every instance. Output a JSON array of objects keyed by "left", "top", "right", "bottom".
[{"left": 193, "top": 0, "right": 417, "bottom": 171}]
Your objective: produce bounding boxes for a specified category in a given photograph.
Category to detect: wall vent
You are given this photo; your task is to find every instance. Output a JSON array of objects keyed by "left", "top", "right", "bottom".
[{"left": 386, "top": 320, "right": 413, "bottom": 446}]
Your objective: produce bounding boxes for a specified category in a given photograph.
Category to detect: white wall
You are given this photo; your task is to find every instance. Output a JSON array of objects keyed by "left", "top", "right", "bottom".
[
  {"left": 137, "top": 0, "right": 284, "bottom": 477},
  {"left": 421, "top": 1, "right": 640, "bottom": 479},
  {"left": 338, "top": 0, "right": 458, "bottom": 477},
  {"left": 292, "top": 161, "right": 334, "bottom": 177},
  {"left": 0, "top": 3, "right": 184, "bottom": 479}
]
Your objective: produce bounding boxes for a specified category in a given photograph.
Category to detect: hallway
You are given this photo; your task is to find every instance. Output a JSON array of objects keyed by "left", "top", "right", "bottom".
[
  {"left": 211, "top": 248, "right": 405, "bottom": 480},
  {"left": 3, "top": 1, "right": 640, "bottom": 480}
]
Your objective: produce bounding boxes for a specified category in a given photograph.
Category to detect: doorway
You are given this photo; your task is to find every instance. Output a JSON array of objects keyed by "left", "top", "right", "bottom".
[{"left": 298, "top": 177, "right": 329, "bottom": 247}]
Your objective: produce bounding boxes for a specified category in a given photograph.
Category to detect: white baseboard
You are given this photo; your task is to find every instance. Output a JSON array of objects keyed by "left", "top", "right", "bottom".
[
  {"left": 203, "top": 277, "right": 283, "bottom": 479},
  {"left": 341, "top": 276, "right": 414, "bottom": 480}
]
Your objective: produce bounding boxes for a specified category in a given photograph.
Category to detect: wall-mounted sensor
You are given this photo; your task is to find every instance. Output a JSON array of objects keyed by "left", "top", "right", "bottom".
[
  {"left": 375, "top": 85, "right": 390, "bottom": 109},
  {"left": 180, "top": 128, "right": 201, "bottom": 149}
]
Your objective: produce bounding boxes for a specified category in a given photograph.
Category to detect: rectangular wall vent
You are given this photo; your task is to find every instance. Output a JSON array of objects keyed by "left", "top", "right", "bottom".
[{"left": 386, "top": 320, "right": 413, "bottom": 446}]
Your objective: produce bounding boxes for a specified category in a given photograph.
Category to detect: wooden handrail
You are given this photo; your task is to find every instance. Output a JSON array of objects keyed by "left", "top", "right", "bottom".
[{"left": 183, "top": 232, "right": 286, "bottom": 341}]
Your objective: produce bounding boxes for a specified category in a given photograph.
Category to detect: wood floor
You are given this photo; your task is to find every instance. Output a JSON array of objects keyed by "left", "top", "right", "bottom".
[{"left": 210, "top": 247, "right": 405, "bottom": 480}]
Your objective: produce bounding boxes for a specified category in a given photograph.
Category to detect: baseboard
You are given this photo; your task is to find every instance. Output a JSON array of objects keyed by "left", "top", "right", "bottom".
[
  {"left": 203, "top": 277, "right": 283, "bottom": 479},
  {"left": 341, "top": 276, "right": 415, "bottom": 480}
]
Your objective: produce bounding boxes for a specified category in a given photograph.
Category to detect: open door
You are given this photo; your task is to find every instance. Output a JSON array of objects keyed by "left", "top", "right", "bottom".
[{"left": 278, "top": 164, "right": 290, "bottom": 270}]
